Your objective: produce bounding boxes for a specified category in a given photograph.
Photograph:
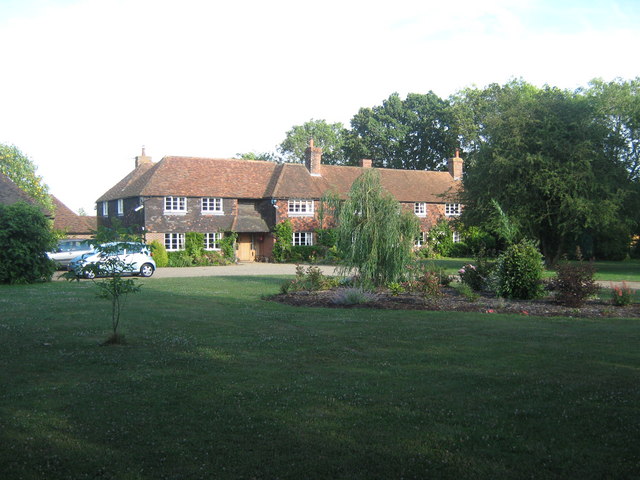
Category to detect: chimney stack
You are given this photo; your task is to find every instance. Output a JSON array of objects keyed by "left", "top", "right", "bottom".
[
  {"left": 360, "top": 159, "right": 372, "bottom": 168},
  {"left": 447, "top": 149, "right": 463, "bottom": 180},
  {"left": 304, "top": 139, "right": 322, "bottom": 176},
  {"left": 135, "top": 146, "right": 152, "bottom": 168}
]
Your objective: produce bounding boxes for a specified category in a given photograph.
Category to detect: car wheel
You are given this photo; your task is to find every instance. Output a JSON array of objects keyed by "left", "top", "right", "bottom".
[
  {"left": 139, "top": 263, "right": 155, "bottom": 277},
  {"left": 85, "top": 270, "right": 96, "bottom": 279}
]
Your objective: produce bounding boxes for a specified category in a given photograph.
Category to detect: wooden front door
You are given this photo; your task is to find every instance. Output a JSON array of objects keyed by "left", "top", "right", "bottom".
[{"left": 236, "top": 233, "right": 256, "bottom": 262}]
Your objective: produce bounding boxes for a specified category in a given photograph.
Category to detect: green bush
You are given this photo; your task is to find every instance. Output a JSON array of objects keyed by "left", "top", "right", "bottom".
[
  {"left": 465, "top": 226, "right": 497, "bottom": 256},
  {"left": 280, "top": 265, "right": 339, "bottom": 293},
  {"left": 219, "top": 232, "right": 237, "bottom": 260},
  {"left": 427, "top": 219, "right": 455, "bottom": 257},
  {"left": 167, "top": 250, "right": 194, "bottom": 267},
  {"left": 272, "top": 220, "right": 293, "bottom": 263},
  {"left": 185, "top": 232, "right": 204, "bottom": 259},
  {"left": 458, "top": 263, "right": 484, "bottom": 291},
  {"left": 495, "top": 239, "right": 545, "bottom": 300},
  {"left": 0, "top": 202, "right": 56, "bottom": 284},
  {"left": 289, "top": 245, "right": 318, "bottom": 263},
  {"left": 551, "top": 258, "right": 599, "bottom": 307},
  {"left": 149, "top": 240, "right": 169, "bottom": 267},
  {"left": 610, "top": 282, "right": 634, "bottom": 306},
  {"left": 316, "top": 228, "right": 338, "bottom": 248}
]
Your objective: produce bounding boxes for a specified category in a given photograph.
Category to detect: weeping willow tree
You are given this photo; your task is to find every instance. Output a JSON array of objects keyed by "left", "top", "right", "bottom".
[{"left": 336, "top": 169, "right": 420, "bottom": 287}]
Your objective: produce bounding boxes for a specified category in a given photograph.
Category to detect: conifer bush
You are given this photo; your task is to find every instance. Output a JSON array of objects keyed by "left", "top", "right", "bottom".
[{"left": 495, "top": 239, "right": 545, "bottom": 300}]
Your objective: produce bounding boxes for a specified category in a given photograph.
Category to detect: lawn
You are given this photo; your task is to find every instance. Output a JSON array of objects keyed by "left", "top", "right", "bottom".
[
  {"left": 428, "top": 257, "right": 640, "bottom": 282},
  {"left": 2, "top": 276, "right": 640, "bottom": 479}
]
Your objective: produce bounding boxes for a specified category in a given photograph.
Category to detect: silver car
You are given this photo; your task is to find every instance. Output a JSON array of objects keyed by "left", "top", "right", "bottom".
[
  {"left": 68, "top": 242, "right": 156, "bottom": 278},
  {"left": 47, "top": 239, "right": 95, "bottom": 268}
]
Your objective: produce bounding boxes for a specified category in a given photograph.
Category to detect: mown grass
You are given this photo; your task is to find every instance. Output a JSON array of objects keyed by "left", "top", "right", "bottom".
[
  {"left": 1, "top": 276, "right": 640, "bottom": 479},
  {"left": 427, "top": 257, "right": 640, "bottom": 282}
]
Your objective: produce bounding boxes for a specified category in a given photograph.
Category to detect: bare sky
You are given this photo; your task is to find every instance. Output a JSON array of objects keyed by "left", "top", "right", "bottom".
[{"left": 1, "top": 0, "right": 638, "bottom": 214}]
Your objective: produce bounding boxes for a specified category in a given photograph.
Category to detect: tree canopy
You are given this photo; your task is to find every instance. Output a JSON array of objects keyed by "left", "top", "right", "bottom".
[
  {"left": 348, "top": 92, "right": 460, "bottom": 170},
  {"left": 0, "top": 143, "right": 53, "bottom": 212},
  {"left": 278, "top": 119, "right": 349, "bottom": 165},
  {"left": 455, "top": 80, "right": 636, "bottom": 263}
]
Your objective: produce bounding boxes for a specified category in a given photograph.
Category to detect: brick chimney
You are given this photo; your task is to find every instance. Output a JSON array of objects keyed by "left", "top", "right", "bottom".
[
  {"left": 447, "top": 148, "right": 463, "bottom": 180},
  {"left": 360, "top": 159, "right": 372, "bottom": 168},
  {"left": 135, "top": 146, "right": 152, "bottom": 168},
  {"left": 304, "top": 139, "right": 322, "bottom": 176}
]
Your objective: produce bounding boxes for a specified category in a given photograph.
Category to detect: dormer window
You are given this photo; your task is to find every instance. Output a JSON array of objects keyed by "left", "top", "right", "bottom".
[
  {"left": 202, "top": 197, "right": 223, "bottom": 215},
  {"left": 414, "top": 202, "right": 427, "bottom": 217},
  {"left": 445, "top": 203, "right": 461, "bottom": 216},
  {"left": 164, "top": 196, "right": 187, "bottom": 214},
  {"left": 288, "top": 199, "right": 314, "bottom": 216}
]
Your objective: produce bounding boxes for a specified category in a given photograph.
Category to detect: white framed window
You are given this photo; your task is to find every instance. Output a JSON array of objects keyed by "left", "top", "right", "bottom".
[
  {"left": 164, "top": 233, "right": 185, "bottom": 251},
  {"left": 414, "top": 202, "right": 427, "bottom": 217},
  {"left": 415, "top": 231, "right": 426, "bottom": 248},
  {"left": 453, "top": 231, "right": 462, "bottom": 243},
  {"left": 164, "top": 196, "right": 187, "bottom": 214},
  {"left": 202, "top": 197, "right": 223, "bottom": 215},
  {"left": 292, "top": 232, "right": 313, "bottom": 246},
  {"left": 102, "top": 202, "right": 108, "bottom": 217},
  {"left": 204, "top": 232, "right": 222, "bottom": 250},
  {"left": 445, "top": 203, "right": 461, "bottom": 216},
  {"left": 288, "top": 199, "right": 314, "bottom": 216},
  {"left": 117, "top": 199, "right": 124, "bottom": 216}
]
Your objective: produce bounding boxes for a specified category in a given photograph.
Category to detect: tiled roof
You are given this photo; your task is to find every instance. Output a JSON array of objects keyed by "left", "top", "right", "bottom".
[
  {"left": 97, "top": 156, "right": 461, "bottom": 204},
  {"left": 0, "top": 172, "right": 35, "bottom": 205},
  {"left": 0, "top": 173, "right": 53, "bottom": 216},
  {"left": 52, "top": 196, "right": 95, "bottom": 234},
  {"left": 98, "top": 157, "right": 278, "bottom": 200}
]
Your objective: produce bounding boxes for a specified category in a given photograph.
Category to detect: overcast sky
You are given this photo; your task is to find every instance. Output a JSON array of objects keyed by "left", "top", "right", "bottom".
[{"left": 1, "top": 0, "right": 639, "bottom": 214}]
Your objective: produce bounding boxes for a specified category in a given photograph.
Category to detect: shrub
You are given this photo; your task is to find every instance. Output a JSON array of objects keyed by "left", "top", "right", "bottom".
[
  {"left": 219, "top": 232, "right": 237, "bottom": 260},
  {"left": 611, "top": 281, "right": 634, "bottom": 306},
  {"left": 387, "top": 282, "right": 406, "bottom": 296},
  {"left": 289, "top": 245, "right": 318, "bottom": 263},
  {"left": 552, "top": 259, "right": 599, "bottom": 307},
  {"left": 332, "top": 287, "right": 378, "bottom": 305},
  {"left": 458, "top": 264, "right": 484, "bottom": 291},
  {"left": 454, "top": 282, "right": 480, "bottom": 302},
  {"left": 280, "top": 265, "right": 338, "bottom": 293},
  {"left": 167, "top": 250, "right": 194, "bottom": 267},
  {"left": 149, "top": 240, "right": 169, "bottom": 267},
  {"left": 185, "top": 232, "right": 204, "bottom": 259},
  {"left": 315, "top": 228, "right": 337, "bottom": 248},
  {"left": 418, "top": 270, "right": 442, "bottom": 299},
  {"left": 465, "top": 226, "right": 497, "bottom": 256},
  {"left": 272, "top": 220, "right": 293, "bottom": 263},
  {"left": 426, "top": 219, "right": 455, "bottom": 257},
  {"left": 0, "top": 202, "right": 56, "bottom": 284},
  {"left": 495, "top": 239, "right": 545, "bottom": 300}
]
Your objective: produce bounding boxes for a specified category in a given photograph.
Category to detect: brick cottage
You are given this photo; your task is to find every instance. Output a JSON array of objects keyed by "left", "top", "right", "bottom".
[{"left": 97, "top": 143, "right": 463, "bottom": 261}]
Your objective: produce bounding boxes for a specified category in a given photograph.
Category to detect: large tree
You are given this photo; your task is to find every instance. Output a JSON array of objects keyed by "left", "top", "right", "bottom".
[
  {"left": 0, "top": 143, "right": 53, "bottom": 212},
  {"left": 347, "top": 92, "right": 459, "bottom": 170},
  {"left": 0, "top": 202, "right": 57, "bottom": 284},
  {"left": 335, "top": 168, "right": 419, "bottom": 287},
  {"left": 456, "top": 81, "right": 632, "bottom": 264},
  {"left": 278, "top": 119, "right": 349, "bottom": 165}
]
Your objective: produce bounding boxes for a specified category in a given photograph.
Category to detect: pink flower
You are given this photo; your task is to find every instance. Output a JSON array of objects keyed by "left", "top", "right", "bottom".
[{"left": 486, "top": 309, "right": 495, "bottom": 314}]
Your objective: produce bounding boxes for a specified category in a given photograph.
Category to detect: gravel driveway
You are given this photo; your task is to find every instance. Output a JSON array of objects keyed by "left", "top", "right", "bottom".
[{"left": 151, "top": 263, "right": 340, "bottom": 278}]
